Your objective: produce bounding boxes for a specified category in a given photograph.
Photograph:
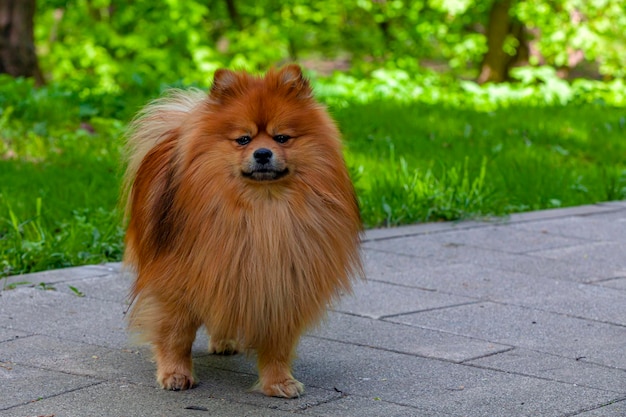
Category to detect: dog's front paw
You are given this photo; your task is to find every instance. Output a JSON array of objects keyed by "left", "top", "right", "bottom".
[
  {"left": 158, "top": 371, "right": 195, "bottom": 391},
  {"left": 208, "top": 339, "right": 240, "bottom": 355},
  {"left": 255, "top": 378, "right": 304, "bottom": 398}
]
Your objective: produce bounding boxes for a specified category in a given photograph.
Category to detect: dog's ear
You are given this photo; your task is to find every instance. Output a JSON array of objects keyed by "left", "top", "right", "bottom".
[
  {"left": 278, "top": 64, "right": 312, "bottom": 98},
  {"left": 210, "top": 69, "right": 242, "bottom": 102}
]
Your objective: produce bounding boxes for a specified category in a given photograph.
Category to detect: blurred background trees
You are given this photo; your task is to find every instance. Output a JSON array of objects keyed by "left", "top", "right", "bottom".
[{"left": 0, "top": 0, "right": 618, "bottom": 93}]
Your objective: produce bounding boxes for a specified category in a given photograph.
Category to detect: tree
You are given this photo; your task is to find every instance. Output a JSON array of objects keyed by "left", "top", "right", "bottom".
[
  {"left": 0, "top": 0, "right": 44, "bottom": 85},
  {"left": 30, "top": 0, "right": 626, "bottom": 91},
  {"left": 224, "top": 0, "right": 242, "bottom": 30},
  {"left": 478, "top": 0, "right": 529, "bottom": 83}
]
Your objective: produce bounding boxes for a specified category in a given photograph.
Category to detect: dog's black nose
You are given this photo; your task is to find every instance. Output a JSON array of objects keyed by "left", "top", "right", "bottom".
[{"left": 253, "top": 148, "right": 273, "bottom": 164}]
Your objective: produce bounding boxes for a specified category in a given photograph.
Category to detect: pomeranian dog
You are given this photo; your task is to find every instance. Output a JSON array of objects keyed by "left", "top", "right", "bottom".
[{"left": 122, "top": 65, "right": 363, "bottom": 398}]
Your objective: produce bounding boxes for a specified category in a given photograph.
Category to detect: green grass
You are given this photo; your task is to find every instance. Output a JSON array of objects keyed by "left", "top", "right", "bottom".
[
  {"left": 0, "top": 94, "right": 126, "bottom": 277},
  {"left": 0, "top": 158, "right": 125, "bottom": 277},
  {"left": 1, "top": 78, "right": 626, "bottom": 278},
  {"left": 338, "top": 102, "right": 626, "bottom": 226}
]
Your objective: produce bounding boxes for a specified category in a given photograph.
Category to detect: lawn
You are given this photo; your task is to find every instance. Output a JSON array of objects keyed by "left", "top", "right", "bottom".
[
  {"left": 1, "top": 76, "right": 626, "bottom": 278},
  {"left": 342, "top": 101, "right": 626, "bottom": 226}
]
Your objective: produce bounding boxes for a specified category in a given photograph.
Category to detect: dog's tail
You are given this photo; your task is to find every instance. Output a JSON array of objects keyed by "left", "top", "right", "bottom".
[{"left": 121, "top": 88, "right": 207, "bottom": 219}]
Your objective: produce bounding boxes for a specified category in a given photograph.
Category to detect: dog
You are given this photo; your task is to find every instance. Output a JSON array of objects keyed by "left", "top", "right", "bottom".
[{"left": 122, "top": 64, "right": 362, "bottom": 398}]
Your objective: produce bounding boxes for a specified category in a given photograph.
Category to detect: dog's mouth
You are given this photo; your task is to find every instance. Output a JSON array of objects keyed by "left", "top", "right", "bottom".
[{"left": 241, "top": 168, "right": 290, "bottom": 181}]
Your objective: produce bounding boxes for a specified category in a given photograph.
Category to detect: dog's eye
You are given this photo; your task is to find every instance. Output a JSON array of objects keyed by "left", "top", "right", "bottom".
[
  {"left": 273, "top": 134, "right": 291, "bottom": 144},
  {"left": 235, "top": 135, "right": 252, "bottom": 146}
]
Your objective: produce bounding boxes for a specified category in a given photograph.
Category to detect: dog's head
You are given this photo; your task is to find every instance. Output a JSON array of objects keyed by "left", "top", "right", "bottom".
[{"left": 182, "top": 65, "right": 342, "bottom": 192}]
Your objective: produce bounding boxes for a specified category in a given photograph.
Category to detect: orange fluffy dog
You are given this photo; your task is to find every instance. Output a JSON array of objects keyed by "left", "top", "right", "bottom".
[{"left": 122, "top": 65, "right": 362, "bottom": 398}]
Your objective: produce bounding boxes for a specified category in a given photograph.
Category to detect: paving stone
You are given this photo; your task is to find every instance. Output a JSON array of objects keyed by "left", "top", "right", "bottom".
[
  {"left": 506, "top": 204, "right": 623, "bottom": 222},
  {"left": 0, "top": 327, "right": 28, "bottom": 343},
  {"left": 362, "top": 239, "right": 618, "bottom": 287},
  {"left": 584, "top": 208, "right": 626, "bottom": 222},
  {"left": 570, "top": 399, "right": 626, "bottom": 416},
  {"left": 500, "top": 281, "right": 626, "bottom": 325},
  {"left": 363, "top": 225, "right": 586, "bottom": 258},
  {"left": 374, "top": 263, "right": 626, "bottom": 325},
  {"left": 370, "top": 245, "right": 626, "bottom": 284},
  {"left": 369, "top": 262, "right": 542, "bottom": 297},
  {"left": 388, "top": 302, "right": 626, "bottom": 369},
  {"left": 53, "top": 271, "right": 133, "bottom": 302},
  {"left": 0, "top": 287, "right": 128, "bottom": 348},
  {"left": 1, "top": 264, "right": 117, "bottom": 289},
  {"left": 0, "top": 362, "right": 98, "bottom": 411},
  {"left": 0, "top": 334, "right": 154, "bottom": 385},
  {"left": 531, "top": 241, "right": 626, "bottom": 269},
  {"left": 511, "top": 216, "right": 626, "bottom": 242},
  {"left": 164, "top": 340, "right": 344, "bottom": 410},
  {"left": 334, "top": 279, "right": 474, "bottom": 319},
  {"left": 363, "top": 220, "right": 485, "bottom": 242},
  {"left": 104, "top": 262, "right": 123, "bottom": 272},
  {"left": 474, "top": 251, "right": 626, "bottom": 284},
  {"left": 310, "top": 312, "right": 511, "bottom": 363},
  {"left": 0, "top": 337, "right": 341, "bottom": 415},
  {"left": 467, "top": 348, "right": 626, "bottom": 393},
  {"left": 193, "top": 363, "right": 343, "bottom": 413},
  {"left": 296, "top": 337, "right": 616, "bottom": 417},
  {"left": 423, "top": 226, "right": 588, "bottom": 254},
  {"left": 582, "top": 202, "right": 626, "bottom": 214},
  {"left": 369, "top": 259, "right": 603, "bottom": 295},
  {"left": 362, "top": 247, "right": 442, "bottom": 277},
  {"left": 596, "top": 276, "right": 626, "bottom": 291},
  {"left": 300, "top": 394, "right": 445, "bottom": 417},
  {"left": 362, "top": 234, "right": 482, "bottom": 259},
  {"left": 596, "top": 201, "right": 626, "bottom": 208},
  {"left": 0, "top": 382, "right": 306, "bottom": 417}
]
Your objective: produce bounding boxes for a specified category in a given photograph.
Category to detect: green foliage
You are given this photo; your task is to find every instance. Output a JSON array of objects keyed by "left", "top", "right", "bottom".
[
  {"left": 514, "top": 0, "right": 626, "bottom": 77},
  {"left": 68, "top": 285, "right": 85, "bottom": 297},
  {"left": 316, "top": 67, "right": 626, "bottom": 109},
  {"left": 34, "top": 0, "right": 626, "bottom": 97}
]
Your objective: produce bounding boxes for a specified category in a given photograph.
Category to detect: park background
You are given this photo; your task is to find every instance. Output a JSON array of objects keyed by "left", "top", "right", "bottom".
[{"left": 1, "top": 0, "right": 625, "bottom": 280}]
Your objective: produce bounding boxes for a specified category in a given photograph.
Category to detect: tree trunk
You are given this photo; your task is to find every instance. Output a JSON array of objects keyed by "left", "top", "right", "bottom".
[
  {"left": 224, "top": 0, "right": 242, "bottom": 30},
  {"left": 478, "top": 0, "right": 530, "bottom": 84},
  {"left": 509, "top": 21, "right": 529, "bottom": 68},
  {"left": 477, "top": 0, "right": 512, "bottom": 83},
  {"left": 0, "top": 0, "right": 44, "bottom": 85}
]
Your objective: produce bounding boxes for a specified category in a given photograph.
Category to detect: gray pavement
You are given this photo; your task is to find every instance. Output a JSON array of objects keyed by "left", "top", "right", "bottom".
[{"left": 2, "top": 202, "right": 626, "bottom": 416}]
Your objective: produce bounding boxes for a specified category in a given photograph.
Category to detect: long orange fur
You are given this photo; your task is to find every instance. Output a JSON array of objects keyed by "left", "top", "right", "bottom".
[{"left": 122, "top": 65, "right": 363, "bottom": 398}]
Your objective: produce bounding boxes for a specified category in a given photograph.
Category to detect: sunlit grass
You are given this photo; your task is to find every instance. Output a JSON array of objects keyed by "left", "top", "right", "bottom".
[
  {"left": 0, "top": 105, "right": 125, "bottom": 277},
  {"left": 336, "top": 102, "right": 626, "bottom": 227}
]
